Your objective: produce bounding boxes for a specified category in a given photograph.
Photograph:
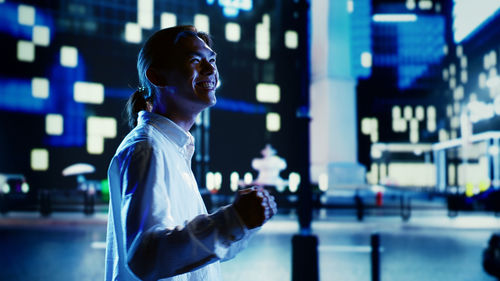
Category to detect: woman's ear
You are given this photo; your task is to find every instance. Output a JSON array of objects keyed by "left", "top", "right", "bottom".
[{"left": 146, "top": 67, "right": 167, "bottom": 87}]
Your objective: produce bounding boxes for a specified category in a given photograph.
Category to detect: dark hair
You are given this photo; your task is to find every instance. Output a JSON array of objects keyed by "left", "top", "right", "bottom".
[{"left": 126, "top": 25, "right": 213, "bottom": 128}]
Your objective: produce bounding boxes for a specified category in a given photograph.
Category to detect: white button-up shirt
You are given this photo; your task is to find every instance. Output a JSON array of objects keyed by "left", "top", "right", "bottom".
[{"left": 105, "top": 111, "right": 253, "bottom": 281}]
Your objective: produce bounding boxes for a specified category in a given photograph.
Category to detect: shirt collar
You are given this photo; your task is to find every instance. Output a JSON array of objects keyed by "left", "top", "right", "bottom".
[{"left": 137, "top": 111, "right": 195, "bottom": 151}]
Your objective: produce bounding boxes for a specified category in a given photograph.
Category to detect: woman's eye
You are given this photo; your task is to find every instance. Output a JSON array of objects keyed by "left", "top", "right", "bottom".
[{"left": 191, "top": 58, "right": 200, "bottom": 63}]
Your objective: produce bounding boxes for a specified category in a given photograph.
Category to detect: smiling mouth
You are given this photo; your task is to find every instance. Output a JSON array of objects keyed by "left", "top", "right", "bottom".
[{"left": 196, "top": 81, "right": 216, "bottom": 90}]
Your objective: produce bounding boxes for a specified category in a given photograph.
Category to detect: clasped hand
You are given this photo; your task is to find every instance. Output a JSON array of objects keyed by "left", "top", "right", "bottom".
[{"left": 233, "top": 187, "right": 277, "bottom": 229}]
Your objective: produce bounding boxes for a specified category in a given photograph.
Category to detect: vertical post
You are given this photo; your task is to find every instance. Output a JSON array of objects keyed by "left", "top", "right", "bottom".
[
  {"left": 493, "top": 138, "right": 500, "bottom": 188},
  {"left": 292, "top": 1, "right": 319, "bottom": 281},
  {"left": 371, "top": 233, "right": 380, "bottom": 281}
]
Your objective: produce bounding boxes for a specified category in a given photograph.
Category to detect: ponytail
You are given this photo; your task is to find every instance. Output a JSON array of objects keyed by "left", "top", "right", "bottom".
[{"left": 126, "top": 88, "right": 148, "bottom": 129}]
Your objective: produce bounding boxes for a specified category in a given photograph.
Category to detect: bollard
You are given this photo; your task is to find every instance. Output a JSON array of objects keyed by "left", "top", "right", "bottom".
[
  {"left": 292, "top": 233, "right": 319, "bottom": 281},
  {"left": 371, "top": 233, "right": 380, "bottom": 281},
  {"left": 355, "top": 193, "right": 364, "bottom": 221}
]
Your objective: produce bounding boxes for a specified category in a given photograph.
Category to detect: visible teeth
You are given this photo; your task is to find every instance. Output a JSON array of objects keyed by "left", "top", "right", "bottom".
[{"left": 198, "top": 81, "right": 214, "bottom": 89}]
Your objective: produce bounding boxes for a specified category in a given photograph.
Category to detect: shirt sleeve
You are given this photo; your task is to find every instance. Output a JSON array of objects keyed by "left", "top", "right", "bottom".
[{"left": 114, "top": 141, "right": 253, "bottom": 281}]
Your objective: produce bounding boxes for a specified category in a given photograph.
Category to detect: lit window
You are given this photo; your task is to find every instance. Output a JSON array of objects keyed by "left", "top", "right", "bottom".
[
  {"left": 194, "top": 14, "right": 210, "bottom": 33},
  {"left": 60, "top": 46, "right": 78, "bottom": 67},
  {"left": 46, "top": 114, "right": 63, "bottom": 136},
  {"left": 86, "top": 116, "right": 117, "bottom": 154},
  {"left": 427, "top": 119, "right": 437, "bottom": 133},
  {"left": 18, "top": 5, "right": 35, "bottom": 26},
  {"left": 17, "top": 40, "right": 35, "bottom": 62},
  {"left": 399, "top": 119, "right": 408, "bottom": 132},
  {"left": 32, "top": 77, "right": 49, "bottom": 99},
  {"left": 318, "top": 173, "right": 328, "bottom": 192},
  {"left": 449, "top": 77, "right": 456, "bottom": 89},
  {"left": 161, "top": 13, "right": 177, "bottom": 29},
  {"left": 461, "top": 70, "right": 468, "bottom": 83},
  {"left": 418, "top": 0, "right": 432, "bottom": 10},
  {"left": 361, "top": 52, "right": 372, "bottom": 68},
  {"left": 244, "top": 172, "right": 253, "bottom": 185},
  {"left": 370, "top": 131, "right": 379, "bottom": 143},
  {"left": 284, "top": 30, "right": 298, "bottom": 49},
  {"left": 87, "top": 116, "right": 116, "bottom": 138},
  {"left": 479, "top": 72, "right": 487, "bottom": 88},
  {"left": 371, "top": 147, "right": 382, "bottom": 159},
  {"left": 427, "top": 106, "right": 436, "bottom": 119},
  {"left": 256, "top": 83, "right": 280, "bottom": 103},
  {"left": 490, "top": 50, "right": 497, "bottom": 66},
  {"left": 214, "top": 172, "right": 222, "bottom": 190},
  {"left": 415, "top": 106, "right": 424, "bottom": 120},
  {"left": 31, "top": 148, "right": 49, "bottom": 171},
  {"left": 369, "top": 163, "right": 378, "bottom": 184},
  {"left": 347, "top": 0, "right": 354, "bottom": 13},
  {"left": 266, "top": 112, "right": 280, "bottom": 132},
  {"left": 403, "top": 106, "right": 413, "bottom": 119},
  {"left": 410, "top": 119, "right": 418, "bottom": 131},
  {"left": 372, "top": 14, "right": 417, "bottom": 22},
  {"left": 256, "top": 14, "right": 270, "bottom": 60},
  {"left": 406, "top": 0, "right": 416, "bottom": 10},
  {"left": 461, "top": 56, "right": 468, "bottom": 68},
  {"left": 442, "top": 69, "right": 449, "bottom": 81},
  {"left": 74, "top": 82, "right": 104, "bottom": 104},
  {"left": 230, "top": 171, "right": 239, "bottom": 192},
  {"left": 138, "top": 0, "right": 154, "bottom": 29},
  {"left": 225, "top": 22, "right": 241, "bottom": 42},
  {"left": 456, "top": 45, "right": 463, "bottom": 57},
  {"left": 449, "top": 64, "right": 456, "bottom": 76},
  {"left": 87, "top": 135, "right": 104, "bottom": 155},
  {"left": 392, "top": 106, "right": 401, "bottom": 120},
  {"left": 361, "top": 117, "right": 372, "bottom": 135},
  {"left": 125, "top": 22, "right": 142, "bottom": 43},
  {"left": 33, "top": 26, "right": 50, "bottom": 46},
  {"left": 206, "top": 172, "right": 215, "bottom": 191},
  {"left": 489, "top": 68, "right": 497, "bottom": 79},
  {"left": 288, "top": 172, "right": 300, "bottom": 193}
]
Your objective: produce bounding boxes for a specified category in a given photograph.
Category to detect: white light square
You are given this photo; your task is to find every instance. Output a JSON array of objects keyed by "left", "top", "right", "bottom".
[
  {"left": 125, "top": 22, "right": 142, "bottom": 43},
  {"left": 194, "top": 14, "right": 210, "bottom": 33},
  {"left": 31, "top": 148, "right": 49, "bottom": 171},
  {"left": 361, "top": 52, "right": 372, "bottom": 68},
  {"left": 225, "top": 22, "right": 241, "bottom": 42},
  {"left": 138, "top": 0, "right": 154, "bottom": 29},
  {"left": 46, "top": 114, "right": 63, "bottom": 136},
  {"left": 284, "top": 30, "right": 298, "bottom": 49},
  {"left": 266, "top": 113, "right": 281, "bottom": 132},
  {"left": 17, "top": 40, "right": 35, "bottom": 62},
  {"left": 347, "top": 0, "right": 354, "bottom": 13},
  {"left": 161, "top": 13, "right": 177, "bottom": 29},
  {"left": 256, "top": 23, "right": 270, "bottom": 60},
  {"left": 18, "top": 5, "right": 35, "bottom": 26},
  {"left": 87, "top": 136, "right": 104, "bottom": 154},
  {"left": 74, "top": 81, "right": 104, "bottom": 104},
  {"left": 33, "top": 25, "right": 50, "bottom": 46},
  {"left": 60, "top": 46, "right": 78, "bottom": 67},
  {"left": 256, "top": 83, "right": 280, "bottom": 103},
  {"left": 87, "top": 116, "right": 117, "bottom": 138},
  {"left": 32, "top": 77, "right": 49, "bottom": 98}
]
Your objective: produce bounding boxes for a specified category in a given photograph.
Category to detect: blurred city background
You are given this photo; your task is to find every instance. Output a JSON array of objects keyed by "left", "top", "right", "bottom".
[{"left": 0, "top": 0, "right": 500, "bottom": 280}]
